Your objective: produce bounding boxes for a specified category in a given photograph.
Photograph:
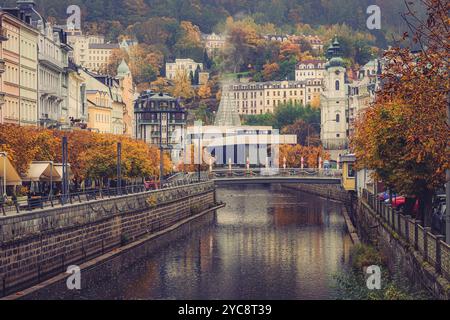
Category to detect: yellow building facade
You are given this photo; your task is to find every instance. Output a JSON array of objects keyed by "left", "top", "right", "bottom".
[{"left": 0, "top": 12, "right": 38, "bottom": 126}]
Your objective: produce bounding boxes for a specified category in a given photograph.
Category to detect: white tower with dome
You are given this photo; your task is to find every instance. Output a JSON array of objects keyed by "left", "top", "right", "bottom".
[{"left": 320, "top": 37, "right": 348, "bottom": 150}]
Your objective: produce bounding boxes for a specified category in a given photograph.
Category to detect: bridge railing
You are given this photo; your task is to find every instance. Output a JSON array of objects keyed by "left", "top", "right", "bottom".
[
  {"left": 362, "top": 189, "right": 450, "bottom": 281},
  {"left": 210, "top": 168, "right": 342, "bottom": 179}
]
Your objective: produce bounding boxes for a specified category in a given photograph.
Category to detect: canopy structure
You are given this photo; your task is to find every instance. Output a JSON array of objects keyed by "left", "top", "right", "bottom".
[
  {"left": 0, "top": 154, "right": 22, "bottom": 186},
  {"left": 23, "top": 161, "right": 61, "bottom": 182},
  {"left": 214, "top": 84, "right": 241, "bottom": 127},
  {"left": 53, "top": 164, "right": 74, "bottom": 182}
]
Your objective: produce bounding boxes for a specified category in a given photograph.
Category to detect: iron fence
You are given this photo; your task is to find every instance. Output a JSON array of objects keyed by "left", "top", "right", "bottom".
[
  {"left": 362, "top": 189, "right": 450, "bottom": 281},
  {"left": 0, "top": 177, "right": 210, "bottom": 216}
]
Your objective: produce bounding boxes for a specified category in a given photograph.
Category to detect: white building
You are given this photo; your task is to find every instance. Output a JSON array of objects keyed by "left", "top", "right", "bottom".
[
  {"left": 347, "top": 60, "right": 380, "bottom": 137},
  {"left": 66, "top": 28, "right": 119, "bottom": 72},
  {"left": 165, "top": 58, "right": 203, "bottom": 81},
  {"left": 202, "top": 33, "right": 226, "bottom": 56},
  {"left": 66, "top": 60, "right": 87, "bottom": 127},
  {"left": 226, "top": 80, "right": 307, "bottom": 115},
  {"left": 320, "top": 38, "right": 348, "bottom": 150},
  {"left": 36, "top": 22, "right": 71, "bottom": 128},
  {"left": 295, "top": 59, "right": 326, "bottom": 104}
]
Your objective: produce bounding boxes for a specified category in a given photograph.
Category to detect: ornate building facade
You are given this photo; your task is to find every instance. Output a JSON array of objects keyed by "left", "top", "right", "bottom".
[{"left": 320, "top": 37, "right": 348, "bottom": 150}]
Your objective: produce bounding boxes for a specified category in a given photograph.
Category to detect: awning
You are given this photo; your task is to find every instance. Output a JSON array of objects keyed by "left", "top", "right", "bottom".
[
  {"left": 23, "top": 162, "right": 61, "bottom": 182},
  {"left": 53, "top": 164, "right": 74, "bottom": 182},
  {"left": 0, "top": 155, "right": 22, "bottom": 185}
]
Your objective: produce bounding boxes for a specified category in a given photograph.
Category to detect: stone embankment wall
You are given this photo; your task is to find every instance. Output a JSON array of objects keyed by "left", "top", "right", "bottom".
[
  {"left": 356, "top": 198, "right": 450, "bottom": 300},
  {"left": 282, "top": 183, "right": 352, "bottom": 205},
  {"left": 0, "top": 182, "right": 217, "bottom": 297}
]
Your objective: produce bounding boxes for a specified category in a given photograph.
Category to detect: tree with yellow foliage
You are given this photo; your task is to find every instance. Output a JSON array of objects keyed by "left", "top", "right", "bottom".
[
  {"left": 197, "top": 82, "right": 212, "bottom": 99},
  {"left": 172, "top": 70, "right": 195, "bottom": 99}
]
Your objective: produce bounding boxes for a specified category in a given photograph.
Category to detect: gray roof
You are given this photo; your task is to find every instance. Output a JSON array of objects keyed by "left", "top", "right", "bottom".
[{"left": 89, "top": 43, "right": 119, "bottom": 50}]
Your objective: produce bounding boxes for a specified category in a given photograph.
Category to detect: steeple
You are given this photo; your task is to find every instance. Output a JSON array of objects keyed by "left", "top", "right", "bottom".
[
  {"left": 325, "top": 36, "right": 344, "bottom": 69},
  {"left": 117, "top": 59, "right": 131, "bottom": 77},
  {"left": 326, "top": 35, "right": 341, "bottom": 60}
]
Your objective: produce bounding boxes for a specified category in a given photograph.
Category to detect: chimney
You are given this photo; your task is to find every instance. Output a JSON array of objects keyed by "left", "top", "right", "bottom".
[
  {"left": 17, "top": 0, "right": 36, "bottom": 11},
  {"left": 17, "top": 1, "right": 36, "bottom": 25}
]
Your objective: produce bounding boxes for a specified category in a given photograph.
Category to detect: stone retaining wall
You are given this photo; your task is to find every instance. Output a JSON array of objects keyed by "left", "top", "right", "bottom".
[
  {"left": 0, "top": 182, "right": 216, "bottom": 297},
  {"left": 356, "top": 199, "right": 450, "bottom": 300},
  {"left": 282, "top": 183, "right": 352, "bottom": 205}
]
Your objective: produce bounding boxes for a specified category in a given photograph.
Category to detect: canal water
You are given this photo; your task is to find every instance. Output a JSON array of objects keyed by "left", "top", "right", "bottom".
[{"left": 31, "top": 184, "right": 353, "bottom": 300}]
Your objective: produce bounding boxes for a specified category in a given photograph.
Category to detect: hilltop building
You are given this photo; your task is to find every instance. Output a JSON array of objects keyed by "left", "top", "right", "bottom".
[
  {"left": 66, "top": 27, "right": 119, "bottom": 73},
  {"left": 202, "top": 33, "right": 226, "bottom": 57},
  {"left": 165, "top": 58, "right": 204, "bottom": 81}
]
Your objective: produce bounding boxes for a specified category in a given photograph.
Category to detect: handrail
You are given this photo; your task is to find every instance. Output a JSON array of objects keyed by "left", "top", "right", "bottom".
[
  {"left": 0, "top": 178, "right": 211, "bottom": 216},
  {"left": 361, "top": 189, "right": 449, "bottom": 281}
]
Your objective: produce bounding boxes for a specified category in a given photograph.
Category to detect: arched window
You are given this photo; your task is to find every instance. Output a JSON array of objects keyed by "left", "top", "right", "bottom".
[
  {"left": 335, "top": 80, "right": 340, "bottom": 91},
  {"left": 336, "top": 113, "right": 340, "bottom": 123}
]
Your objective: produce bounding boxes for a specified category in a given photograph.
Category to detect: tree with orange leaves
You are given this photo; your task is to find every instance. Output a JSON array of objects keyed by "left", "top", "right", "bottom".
[
  {"left": 351, "top": 0, "right": 449, "bottom": 225},
  {"left": 262, "top": 62, "right": 280, "bottom": 81},
  {"left": 279, "top": 144, "right": 330, "bottom": 168}
]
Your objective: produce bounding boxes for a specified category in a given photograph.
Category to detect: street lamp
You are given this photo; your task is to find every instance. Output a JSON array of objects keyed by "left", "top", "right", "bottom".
[
  {"left": 0, "top": 152, "right": 7, "bottom": 197},
  {"left": 117, "top": 142, "right": 122, "bottom": 195},
  {"left": 198, "top": 132, "right": 201, "bottom": 183}
]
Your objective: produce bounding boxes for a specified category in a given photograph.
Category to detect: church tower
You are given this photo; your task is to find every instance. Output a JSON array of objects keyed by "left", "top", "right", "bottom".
[{"left": 320, "top": 37, "right": 348, "bottom": 150}]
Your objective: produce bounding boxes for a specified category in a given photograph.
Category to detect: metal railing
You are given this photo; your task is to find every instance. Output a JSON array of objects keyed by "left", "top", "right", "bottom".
[
  {"left": 0, "top": 178, "right": 210, "bottom": 216},
  {"left": 362, "top": 189, "right": 450, "bottom": 281},
  {"left": 210, "top": 168, "right": 343, "bottom": 179}
]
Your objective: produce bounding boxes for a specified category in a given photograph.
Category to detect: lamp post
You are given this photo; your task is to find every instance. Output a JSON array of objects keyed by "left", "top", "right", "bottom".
[
  {"left": 49, "top": 161, "right": 53, "bottom": 198},
  {"left": 0, "top": 152, "right": 7, "bottom": 197},
  {"left": 117, "top": 142, "right": 122, "bottom": 195},
  {"left": 62, "top": 136, "right": 69, "bottom": 204},
  {"left": 198, "top": 132, "right": 201, "bottom": 183}
]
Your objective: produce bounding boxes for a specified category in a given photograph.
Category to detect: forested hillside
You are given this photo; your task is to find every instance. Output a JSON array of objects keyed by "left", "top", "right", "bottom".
[{"left": 1, "top": 0, "right": 412, "bottom": 44}]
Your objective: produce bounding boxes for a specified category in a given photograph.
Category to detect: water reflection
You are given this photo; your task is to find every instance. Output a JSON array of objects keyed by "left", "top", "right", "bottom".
[{"left": 36, "top": 184, "right": 352, "bottom": 300}]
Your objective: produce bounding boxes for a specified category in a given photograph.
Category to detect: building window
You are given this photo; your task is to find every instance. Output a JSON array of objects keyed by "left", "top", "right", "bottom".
[
  {"left": 336, "top": 113, "right": 340, "bottom": 123},
  {"left": 348, "top": 164, "right": 355, "bottom": 178},
  {"left": 335, "top": 80, "right": 340, "bottom": 91}
]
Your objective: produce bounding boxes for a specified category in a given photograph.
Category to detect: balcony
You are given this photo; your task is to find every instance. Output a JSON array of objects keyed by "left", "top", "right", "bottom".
[
  {"left": 0, "top": 28, "right": 8, "bottom": 42},
  {"left": 38, "top": 53, "right": 67, "bottom": 71},
  {"left": 0, "top": 59, "right": 5, "bottom": 74}
]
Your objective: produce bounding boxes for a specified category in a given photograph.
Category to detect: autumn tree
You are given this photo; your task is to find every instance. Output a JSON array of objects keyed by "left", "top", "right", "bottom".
[
  {"left": 282, "top": 120, "right": 321, "bottom": 147},
  {"left": 351, "top": 0, "right": 449, "bottom": 225},
  {"left": 172, "top": 70, "right": 195, "bottom": 99},
  {"left": 279, "top": 145, "right": 330, "bottom": 168},
  {"left": 197, "top": 82, "right": 212, "bottom": 99},
  {"left": 262, "top": 62, "right": 280, "bottom": 81}
]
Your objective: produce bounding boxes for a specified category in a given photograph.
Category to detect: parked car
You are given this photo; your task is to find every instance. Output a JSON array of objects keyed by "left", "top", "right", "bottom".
[
  {"left": 377, "top": 191, "right": 397, "bottom": 201},
  {"left": 385, "top": 196, "right": 419, "bottom": 214},
  {"left": 431, "top": 195, "right": 446, "bottom": 236},
  {"left": 144, "top": 180, "right": 159, "bottom": 190}
]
